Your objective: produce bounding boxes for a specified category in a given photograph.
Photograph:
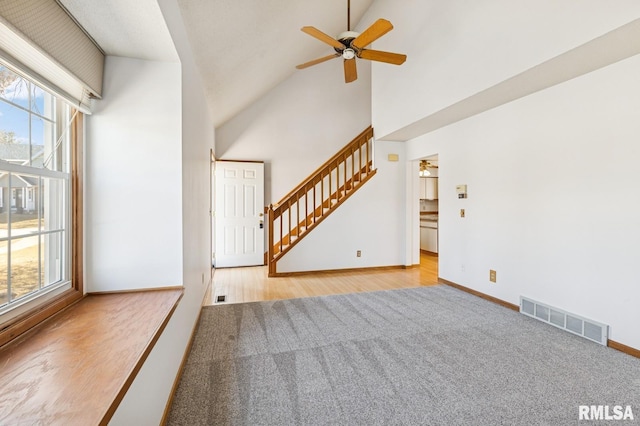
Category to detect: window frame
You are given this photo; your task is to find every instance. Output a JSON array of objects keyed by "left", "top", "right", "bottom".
[{"left": 0, "top": 107, "right": 82, "bottom": 348}]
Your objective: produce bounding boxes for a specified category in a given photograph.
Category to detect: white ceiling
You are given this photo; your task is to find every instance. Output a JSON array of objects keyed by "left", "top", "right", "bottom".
[{"left": 59, "top": 0, "right": 374, "bottom": 127}]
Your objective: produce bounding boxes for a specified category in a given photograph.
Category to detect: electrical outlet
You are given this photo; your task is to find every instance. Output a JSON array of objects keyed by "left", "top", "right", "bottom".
[
  {"left": 202, "top": 273, "right": 205, "bottom": 284},
  {"left": 357, "top": 250, "right": 362, "bottom": 257},
  {"left": 461, "top": 264, "right": 465, "bottom": 272},
  {"left": 489, "top": 270, "right": 497, "bottom": 283},
  {"left": 460, "top": 209, "right": 465, "bottom": 218}
]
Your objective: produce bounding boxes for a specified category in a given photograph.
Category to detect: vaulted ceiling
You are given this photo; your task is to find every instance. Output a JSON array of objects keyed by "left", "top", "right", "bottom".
[{"left": 59, "top": 0, "right": 374, "bottom": 127}]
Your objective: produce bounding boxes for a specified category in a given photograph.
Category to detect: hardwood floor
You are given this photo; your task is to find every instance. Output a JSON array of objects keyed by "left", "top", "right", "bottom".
[{"left": 204, "top": 252, "right": 438, "bottom": 305}]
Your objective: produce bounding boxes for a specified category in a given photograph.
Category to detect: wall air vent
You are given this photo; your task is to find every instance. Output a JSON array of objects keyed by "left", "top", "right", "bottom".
[{"left": 519, "top": 297, "right": 608, "bottom": 346}]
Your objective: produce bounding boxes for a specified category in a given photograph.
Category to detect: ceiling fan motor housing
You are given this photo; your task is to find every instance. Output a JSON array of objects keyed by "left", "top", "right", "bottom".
[{"left": 335, "top": 30, "right": 360, "bottom": 54}]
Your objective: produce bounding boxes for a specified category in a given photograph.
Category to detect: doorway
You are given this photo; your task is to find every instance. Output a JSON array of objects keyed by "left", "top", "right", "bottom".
[
  {"left": 418, "top": 155, "right": 439, "bottom": 272},
  {"left": 214, "top": 161, "right": 265, "bottom": 268}
]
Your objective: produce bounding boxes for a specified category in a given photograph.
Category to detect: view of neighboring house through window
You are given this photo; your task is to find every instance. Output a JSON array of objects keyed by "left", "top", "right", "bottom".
[{"left": 0, "top": 63, "right": 71, "bottom": 316}]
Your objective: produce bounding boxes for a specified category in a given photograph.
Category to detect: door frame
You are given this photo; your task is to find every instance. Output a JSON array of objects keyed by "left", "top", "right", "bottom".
[
  {"left": 213, "top": 159, "right": 265, "bottom": 268},
  {"left": 210, "top": 149, "right": 216, "bottom": 274},
  {"left": 408, "top": 155, "right": 439, "bottom": 267}
]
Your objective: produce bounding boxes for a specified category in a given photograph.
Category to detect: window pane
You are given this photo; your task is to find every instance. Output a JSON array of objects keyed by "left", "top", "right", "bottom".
[
  {"left": 0, "top": 241, "right": 7, "bottom": 307},
  {"left": 0, "top": 177, "right": 7, "bottom": 222},
  {"left": 41, "top": 177, "right": 64, "bottom": 231},
  {"left": 40, "top": 118, "right": 60, "bottom": 172},
  {"left": 0, "top": 102, "right": 30, "bottom": 148},
  {"left": 10, "top": 235, "right": 39, "bottom": 300},
  {"left": 11, "top": 173, "right": 39, "bottom": 229},
  {"left": 0, "top": 191, "right": 7, "bottom": 306},
  {"left": 30, "top": 84, "right": 55, "bottom": 120},
  {"left": 0, "top": 66, "right": 29, "bottom": 109},
  {"left": 31, "top": 116, "right": 44, "bottom": 168},
  {"left": 32, "top": 115, "right": 57, "bottom": 171},
  {"left": 0, "top": 60, "right": 71, "bottom": 320},
  {"left": 41, "top": 232, "right": 63, "bottom": 287}
]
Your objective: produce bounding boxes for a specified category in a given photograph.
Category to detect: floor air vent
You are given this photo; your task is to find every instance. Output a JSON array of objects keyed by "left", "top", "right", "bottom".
[{"left": 520, "top": 297, "right": 608, "bottom": 345}]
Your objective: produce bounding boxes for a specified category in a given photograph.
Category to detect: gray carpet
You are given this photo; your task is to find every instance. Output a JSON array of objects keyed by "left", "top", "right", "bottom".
[{"left": 167, "top": 285, "right": 640, "bottom": 425}]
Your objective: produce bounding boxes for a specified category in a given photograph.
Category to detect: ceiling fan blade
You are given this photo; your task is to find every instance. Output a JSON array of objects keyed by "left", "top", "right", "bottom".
[
  {"left": 351, "top": 19, "right": 394, "bottom": 49},
  {"left": 344, "top": 58, "right": 357, "bottom": 83},
  {"left": 296, "top": 54, "right": 340, "bottom": 69},
  {"left": 359, "top": 49, "right": 406, "bottom": 65},
  {"left": 301, "top": 26, "right": 346, "bottom": 49}
]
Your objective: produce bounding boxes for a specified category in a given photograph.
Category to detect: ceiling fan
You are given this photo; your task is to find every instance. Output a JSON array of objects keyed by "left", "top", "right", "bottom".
[
  {"left": 296, "top": 0, "right": 407, "bottom": 83},
  {"left": 419, "top": 160, "right": 438, "bottom": 177}
]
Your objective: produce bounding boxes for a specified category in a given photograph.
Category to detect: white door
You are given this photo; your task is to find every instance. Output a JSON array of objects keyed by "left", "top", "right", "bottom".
[{"left": 214, "top": 161, "right": 265, "bottom": 267}]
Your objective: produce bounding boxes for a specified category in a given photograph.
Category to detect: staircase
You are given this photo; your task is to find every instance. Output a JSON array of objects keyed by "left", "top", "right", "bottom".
[{"left": 267, "top": 126, "right": 376, "bottom": 276}]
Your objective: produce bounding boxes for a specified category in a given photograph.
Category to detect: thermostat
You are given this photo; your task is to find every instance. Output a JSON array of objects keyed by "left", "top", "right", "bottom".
[{"left": 456, "top": 184, "right": 467, "bottom": 199}]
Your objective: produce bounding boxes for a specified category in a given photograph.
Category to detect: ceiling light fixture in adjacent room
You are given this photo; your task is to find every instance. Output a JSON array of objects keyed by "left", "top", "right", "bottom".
[{"left": 419, "top": 160, "right": 431, "bottom": 177}]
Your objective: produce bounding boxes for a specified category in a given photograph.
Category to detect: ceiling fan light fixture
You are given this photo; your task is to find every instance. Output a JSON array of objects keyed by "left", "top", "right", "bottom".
[
  {"left": 419, "top": 160, "right": 431, "bottom": 177},
  {"left": 342, "top": 48, "right": 356, "bottom": 60}
]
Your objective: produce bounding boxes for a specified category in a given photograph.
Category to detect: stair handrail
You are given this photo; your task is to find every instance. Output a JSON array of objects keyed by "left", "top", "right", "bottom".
[{"left": 271, "top": 126, "right": 373, "bottom": 210}]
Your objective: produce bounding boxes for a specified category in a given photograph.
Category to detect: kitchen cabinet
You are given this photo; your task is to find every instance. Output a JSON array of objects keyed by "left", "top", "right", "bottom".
[
  {"left": 419, "top": 177, "right": 438, "bottom": 200},
  {"left": 420, "top": 221, "right": 438, "bottom": 253}
]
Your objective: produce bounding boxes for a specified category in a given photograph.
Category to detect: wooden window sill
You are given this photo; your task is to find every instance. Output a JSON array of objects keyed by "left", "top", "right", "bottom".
[{"left": 0, "top": 288, "right": 183, "bottom": 425}]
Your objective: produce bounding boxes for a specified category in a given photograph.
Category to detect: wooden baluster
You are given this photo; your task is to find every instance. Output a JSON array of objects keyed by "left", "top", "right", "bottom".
[
  {"left": 268, "top": 205, "right": 275, "bottom": 274},
  {"left": 344, "top": 157, "right": 347, "bottom": 196},
  {"left": 329, "top": 166, "right": 332, "bottom": 209},
  {"left": 336, "top": 160, "right": 340, "bottom": 202},
  {"left": 351, "top": 147, "right": 355, "bottom": 186},
  {"left": 279, "top": 212, "right": 283, "bottom": 254},
  {"left": 320, "top": 171, "right": 324, "bottom": 216},
  {"left": 288, "top": 201, "right": 291, "bottom": 242},
  {"left": 359, "top": 139, "right": 362, "bottom": 177},
  {"left": 366, "top": 138, "right": 370, "bottom": 174},
  {"left": 296, "top": 192, "right": 300, "bottom": 238},
  {"left": 338, "top": 156, "right": 347, "bottom": 197}
]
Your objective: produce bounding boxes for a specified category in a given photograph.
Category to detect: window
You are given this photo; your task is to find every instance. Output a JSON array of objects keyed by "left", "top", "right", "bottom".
[{"left": 0, "top": 62, "right": 81, "bottom": 333}]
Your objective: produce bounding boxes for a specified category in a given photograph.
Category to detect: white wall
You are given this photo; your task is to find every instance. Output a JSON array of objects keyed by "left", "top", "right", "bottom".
[
  {"left": 277, "top": 141, "right": 407, "bottom": 273},
  {"left": 107, "top": 0, "right": 215, "bottom": 424},
  {"left": 361, "top": 0, "right": 640, "bottom": 139},
  {"left": 85, "top": 56, "right": 183, "bottom": 292},
  {"left": 407, "top": 54, "right": 640, "bottom": 350},
  {"left": 215, "top": 56, "right": 371, "bottom": 205}
]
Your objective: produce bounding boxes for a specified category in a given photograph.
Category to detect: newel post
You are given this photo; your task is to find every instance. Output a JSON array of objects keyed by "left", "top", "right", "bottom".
[{"left": 267, "top": 204, "right": 276, "bottom": 276}]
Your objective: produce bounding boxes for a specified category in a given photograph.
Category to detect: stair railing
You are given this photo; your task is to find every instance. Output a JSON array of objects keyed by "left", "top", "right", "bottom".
[{"left": 267, "top": 126, "right": 376, "bottom": 276}]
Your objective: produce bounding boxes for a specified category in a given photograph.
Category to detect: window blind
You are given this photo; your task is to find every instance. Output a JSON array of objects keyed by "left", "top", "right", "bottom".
[{"left": 0, "top": 0, "right": 104, "bottom": 113}]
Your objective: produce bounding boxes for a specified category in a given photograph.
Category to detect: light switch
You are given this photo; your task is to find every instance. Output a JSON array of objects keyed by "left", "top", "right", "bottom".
[{"left": 460, "top": 209, "right": 465, "bottom": 218}]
